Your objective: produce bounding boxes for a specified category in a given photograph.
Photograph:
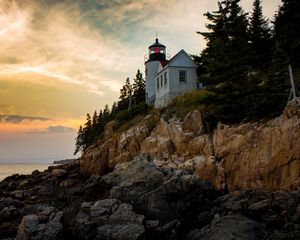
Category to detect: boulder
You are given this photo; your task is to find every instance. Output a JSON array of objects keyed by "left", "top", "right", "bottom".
[
  {"left": 96, "top": 224, "right": 145, "bottom": 240},
  {"left": 51, "top": 169, "right": 67, "bottom": 178},
  {"left": 74, "top": 198, "right": 145, "bottom": 240},
  {"left": 181, "top": 109, "right": 205, "bottom": 136},
  {"left": 17, "top": 214, "right": 39, "bottom": 240},
  {"left": 90, "top": 199, "right": 120, "bottom": 219},
  {"left": 17, "top": 207, "right": 63, "bottom": 240},
  {"left": 187, "top": 215, "right": 266, "bottom": 240},
  {"left": 0, "top": 198, "right": 23, "bottom": 209}
]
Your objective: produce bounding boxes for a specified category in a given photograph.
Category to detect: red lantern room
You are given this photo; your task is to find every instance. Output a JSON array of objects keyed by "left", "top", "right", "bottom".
[{"left": 147, "top": 38, "right": 166, "bottom": 62}]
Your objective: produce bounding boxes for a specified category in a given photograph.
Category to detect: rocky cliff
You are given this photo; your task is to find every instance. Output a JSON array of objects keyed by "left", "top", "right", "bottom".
[
  {"left": 1, "top": 157, "right": 300, "bottom": 240},
  {"left": 81, "top": 98, "right": 300, "bottom": 192},
  {"left": 1, "top": 100, "right": 299, "bottom": 240}
]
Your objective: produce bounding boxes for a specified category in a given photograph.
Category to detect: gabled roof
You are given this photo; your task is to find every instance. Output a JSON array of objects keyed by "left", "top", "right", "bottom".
[{"left": 154, "top": 49, "right": 198, "bottom": 76}]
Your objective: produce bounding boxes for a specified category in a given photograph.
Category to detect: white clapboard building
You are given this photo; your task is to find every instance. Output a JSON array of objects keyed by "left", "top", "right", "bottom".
[{"left": 145, "top": 38, "right": 199, "bottom": 108}]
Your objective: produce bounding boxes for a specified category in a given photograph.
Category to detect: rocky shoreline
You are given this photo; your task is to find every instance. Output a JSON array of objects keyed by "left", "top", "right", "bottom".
[{"left": 0, "top": 156, "right": 299, "bottom": 240}]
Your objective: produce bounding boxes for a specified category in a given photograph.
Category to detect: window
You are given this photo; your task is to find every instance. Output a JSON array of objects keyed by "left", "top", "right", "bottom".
[
  {"left": 161, "top": 75, "right": 163, "bottom": 87},
  {"left": 145, "top": 68, "right": 148, "bottom": 76},
  {"left": 179, "top": 70, "right": 187, "bottom": 82},
  {"left": 157, "top": 78, "right": 159, "bottom": 90},
  {"left": 164, "top": 72, "right": 167, "bottom": 85}
]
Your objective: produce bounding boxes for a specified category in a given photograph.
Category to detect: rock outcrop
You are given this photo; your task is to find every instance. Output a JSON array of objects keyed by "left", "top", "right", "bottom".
[
  {"left": 0, "top": 156, "right": 299, "bottom": 240},
  {"left": 1, "top": 99, "right": 299, "bottom": 239},
  {"left": 81, "top": 113, "right": 160, "bottom": 175},
  {"left": 81, "top": 98, "right": 300, "bottom": 192},
  {"left": 213, "top": 98, "right": 300, "bottom": 191},
  {"left": 74, "top": 199, "right": 145, "bottom": 240}
]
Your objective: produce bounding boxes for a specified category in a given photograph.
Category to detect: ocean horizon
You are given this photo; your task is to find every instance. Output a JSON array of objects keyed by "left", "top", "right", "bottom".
[{"left": 0, "top": 162, "right": 52, "bottom": 181}]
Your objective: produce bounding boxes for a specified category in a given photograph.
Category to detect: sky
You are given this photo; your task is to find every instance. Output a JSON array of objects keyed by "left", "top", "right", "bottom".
[{"left": 0, "top": 0, "right": 281, "bottom": 163}]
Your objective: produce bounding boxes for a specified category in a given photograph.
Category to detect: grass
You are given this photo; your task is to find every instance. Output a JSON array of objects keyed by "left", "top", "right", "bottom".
[
  {"left": 163, "top": 89, "right": 214, "bottom": 120},
  {"left": 113, "top": 102, "right": 152, "bottom": 132}
]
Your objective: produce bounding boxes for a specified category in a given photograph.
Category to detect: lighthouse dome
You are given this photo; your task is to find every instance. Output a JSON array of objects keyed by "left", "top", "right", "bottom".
[{"left": 147, "top": 38, "right": 166, "bottom": 62}]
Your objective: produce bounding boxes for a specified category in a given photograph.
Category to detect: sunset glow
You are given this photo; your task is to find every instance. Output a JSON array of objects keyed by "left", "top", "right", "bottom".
[{"left": 0, "top": 0, "right": 281, "bottom": 162}]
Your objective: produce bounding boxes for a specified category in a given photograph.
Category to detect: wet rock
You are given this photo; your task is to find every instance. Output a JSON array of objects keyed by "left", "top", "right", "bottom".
[
  {"left": 90, "top": 199, "right": 120, "bottom": 219},
  {"left": 96, "top": 223, "right": 145, "bottom": 240},
  {"left": 17, "top": 211, "right": 63, "bottom": 240},
  {"left": 51, "top": 169, "right": 67, "bottom": 178},
  {"left": 74, "top": 198, "right": 145, "bottom": 240},
  {"left": 11, "top": 190, "right": 26, "bottom": 200},
  {"left": 188, "top": 215, "right": 266, "bottom": 240},
  {"left": 17, "top": 214, "right": 39, "bottom": 240},
  {"left": 293, "top": 204, "right": 300, "bottom": 223},
  {"left": 0, "top": 197, "right": 23, "bottom": 209}
]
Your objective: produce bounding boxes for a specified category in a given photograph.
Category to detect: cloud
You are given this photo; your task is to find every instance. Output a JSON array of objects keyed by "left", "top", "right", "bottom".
[
  {"left": 0, "top": 0, "right": 144, "bottom": 95},
  {"left": 0, "top": 115, "right": 49, "bottom": 124},
  {"left": 0, "top": 0, "right": 281, "bottom": 121},
  {"left": 0, "top": 0, "right": 281, "bottom": 95},
  {"left": 47, "top": 125, "right": 75, "bottom": 133}
]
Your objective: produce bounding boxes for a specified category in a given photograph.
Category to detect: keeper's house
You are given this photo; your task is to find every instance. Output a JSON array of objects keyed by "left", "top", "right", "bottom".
[{"left": 145, "top": 38, "right": 200, "bottom": 108}]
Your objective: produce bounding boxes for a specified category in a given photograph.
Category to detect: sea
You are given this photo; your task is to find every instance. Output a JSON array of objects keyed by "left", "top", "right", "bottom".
[{"left": 0, "top": 163, "right": 51, "bottom": 181}]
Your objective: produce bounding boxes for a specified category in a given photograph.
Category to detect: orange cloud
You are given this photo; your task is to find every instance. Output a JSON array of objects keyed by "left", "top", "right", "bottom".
[{"left": 0, "top": 116, "right": 83, "bottom": 133}]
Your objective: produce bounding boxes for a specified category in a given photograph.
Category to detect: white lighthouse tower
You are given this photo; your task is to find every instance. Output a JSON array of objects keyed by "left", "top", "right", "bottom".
[{"left": 145, "top": 38, "right": 167, "bottom": 105}]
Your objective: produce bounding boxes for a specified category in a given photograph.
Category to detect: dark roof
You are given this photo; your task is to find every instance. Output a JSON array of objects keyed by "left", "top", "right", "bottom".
[
  {"left": 149, "top": 38, "right": 166, "bottom": 49},
  {"left": 159, "top": 60, "right": 169, "bottom": 67}
]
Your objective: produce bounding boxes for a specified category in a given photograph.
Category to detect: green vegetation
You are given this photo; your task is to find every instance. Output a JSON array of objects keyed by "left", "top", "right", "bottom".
[
  {"left": 74, "top": 69, "right": 148, "bottom": 155},
  {"left": 194, "top": 0, "right": 299, "bottom": 129},
  {"left": 75, "top": 0, "right": 300, "bottom": 153}
]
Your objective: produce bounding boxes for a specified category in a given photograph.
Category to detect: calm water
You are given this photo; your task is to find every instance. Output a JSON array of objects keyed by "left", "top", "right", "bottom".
[{"left": 0, "top": 163, "right": 51, "bottom": 181}]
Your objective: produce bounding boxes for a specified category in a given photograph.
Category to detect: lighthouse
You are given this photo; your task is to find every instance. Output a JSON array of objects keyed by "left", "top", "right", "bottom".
[
  {"left": 145, "top": 38, "right": 200, "bottom": 108},
  {"left": 145, "top": 38, "right": 167, "bottom": 105}
]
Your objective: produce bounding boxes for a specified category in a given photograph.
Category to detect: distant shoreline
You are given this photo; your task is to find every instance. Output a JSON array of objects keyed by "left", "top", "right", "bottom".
[{"left": 53, "top": 158, "right": 77, "bottom": 165}]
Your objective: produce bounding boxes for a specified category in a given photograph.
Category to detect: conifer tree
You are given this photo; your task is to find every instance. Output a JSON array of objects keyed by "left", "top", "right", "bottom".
[
  {"left": 74, "top": 125, "right": 83, "bottom": 155},
  {"left": 102, "top": 104, "right": 110, "bottom": 122},
  {"left": 197, "top": 0, "right": 251, "bottom": 123},
  {"left": 249, "top": 0, "right": 272, "bottom": 69},
  {"left": 198, "top": 0, "right": 250, "bottom": 87},
  {"left": 273, "top": 0, "right": 300, "bottom": 68},
  {"left": 82, "top": 113, "right": 93, "bottom": 150},
  {"left": 118, "top": 77, "right": 132, "bottom": 110},
  {"left": 111, "top": 102, "right": 118, "bottom": 116},
  {"left": 132, "top": 69, "right": 145, "bottom": 104},
  {"left": 95, "top": 110, "right": 104, "bottom": 138}
]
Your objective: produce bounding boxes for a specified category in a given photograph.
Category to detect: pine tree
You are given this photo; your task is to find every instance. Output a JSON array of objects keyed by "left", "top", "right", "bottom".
[
  {"left": 74, "top": 125, "right": 83, "bottom": 155},
  {"left": 132, "top": 69, "right": 146, "bottom": 104},
  {"left": 249, "top": 0, "right": 272, "bottom": 69},
  {"left": 198, "top": 0, "right": 250, "bottom": 87},
  {"left": 102, "top": 104, "right": 110, "bottom": 123},
  {"left": 111, "top": 102, "right": 118, "bottom": 116},
  {"left": 91, "top": 110, "right": 98, "bottom": 140},
  {"left": 83, "top": 113, "right": 93, "bottom": 148},
  {"left": 273, "top": 0, "right": 300, "bottom": 68},
  {"left": 118, "top": 77, "right": 132, "bottom": 111},
  {"left": 197, "top": 0, "right": 251, "bottom": 123},
  {"left": 93, "top": 109, "right": 104, "bottom": 138},
  {"left": 97, "top": 110, "right": 103, "bottom": 126}
]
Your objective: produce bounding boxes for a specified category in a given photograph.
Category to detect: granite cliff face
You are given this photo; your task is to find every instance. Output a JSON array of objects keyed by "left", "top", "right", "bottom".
[{"left": 81, "top": 98, "right": 300, "bottom": 192}]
